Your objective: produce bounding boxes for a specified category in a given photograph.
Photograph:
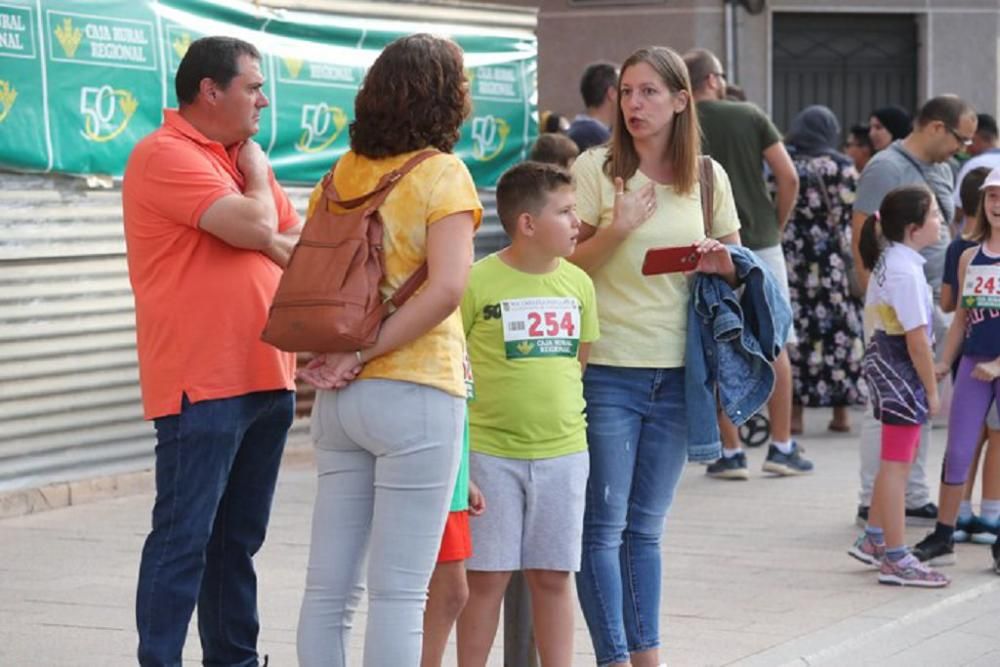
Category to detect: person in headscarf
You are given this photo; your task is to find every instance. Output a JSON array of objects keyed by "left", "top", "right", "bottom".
[
  {"left": 869, "top": 105, "right": 912, "bottom": 151},
  {"left": 774, "top": 105, "right": 866, "bottom": 434}
]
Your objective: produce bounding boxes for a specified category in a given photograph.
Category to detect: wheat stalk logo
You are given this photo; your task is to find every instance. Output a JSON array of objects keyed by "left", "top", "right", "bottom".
[
  {"left": 0, "top": 81, "right": 17, "bottom": 124},
  {"left": 172, "top": 32, "right": 191, "bottom": 60},
  {"left": 283, "top": 57, "right": 304, "bottom": 79},
  {"left": 54, "top": 17, "right": 82, "bottom": 58}
]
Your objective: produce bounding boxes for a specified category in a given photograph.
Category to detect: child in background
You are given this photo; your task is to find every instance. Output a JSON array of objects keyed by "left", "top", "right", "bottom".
[
  {"left": 529, "top": 133, "right": 580, "bottom": 170},
  {"left": 421, "top": 406, "right": 485, "bottom": 667},
  {"left": 847, "top": 185, "right": 948, "bottom": 587},
  {"left": 456, "top": 161, "right": 598, "bottom": 666},
  {"left": 938, "top": 167, "right": 1000, "bottom": 546},
  {"left": 910, "top": 168, "right": 1000, "bottom": 571}
]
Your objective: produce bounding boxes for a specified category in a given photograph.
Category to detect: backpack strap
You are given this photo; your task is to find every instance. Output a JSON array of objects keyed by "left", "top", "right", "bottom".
[
  {"left": 327, "top": 149, "right": 439, "bottom": 209},
  {"left": 699, "top": 155, "right": 714, "bottom": 238}
]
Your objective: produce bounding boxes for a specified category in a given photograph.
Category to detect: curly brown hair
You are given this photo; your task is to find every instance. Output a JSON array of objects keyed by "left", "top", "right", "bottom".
[{"left": 350, "top": 34, "right": 471, "bottom": 157}]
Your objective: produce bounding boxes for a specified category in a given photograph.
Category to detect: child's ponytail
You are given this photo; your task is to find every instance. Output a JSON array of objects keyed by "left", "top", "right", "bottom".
[
  {"left": 859, "top": 213, "right": 882, "bottom": 271},
  {"left": 859, "top": 185, "right": 935, "bottom": 272}
]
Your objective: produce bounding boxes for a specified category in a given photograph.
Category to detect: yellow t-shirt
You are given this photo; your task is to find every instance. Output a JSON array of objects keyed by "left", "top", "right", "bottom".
[
  {"left": 461, "top": 254, "right": 599, "bottom": 459},
  {"left": 307, "top": 150, "right": 483, "bottom": 398},
  {"left": 571, "top": 147, "right": 741, "bottom": 367}
]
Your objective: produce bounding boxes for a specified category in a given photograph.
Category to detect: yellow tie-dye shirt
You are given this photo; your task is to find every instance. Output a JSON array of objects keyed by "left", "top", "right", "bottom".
[{"left": 306, "top": 150, "right": 483, "bottom": 398}]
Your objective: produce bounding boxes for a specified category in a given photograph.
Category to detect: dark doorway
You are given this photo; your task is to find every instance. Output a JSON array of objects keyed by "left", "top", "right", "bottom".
[{"left": 772, "top": 13, "right": 918, "bottom": 138}]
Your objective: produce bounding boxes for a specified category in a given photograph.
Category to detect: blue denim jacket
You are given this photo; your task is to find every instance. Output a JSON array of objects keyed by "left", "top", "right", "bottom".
[{"left": 684, "top": 246, "right": 793, "bottom": 460}]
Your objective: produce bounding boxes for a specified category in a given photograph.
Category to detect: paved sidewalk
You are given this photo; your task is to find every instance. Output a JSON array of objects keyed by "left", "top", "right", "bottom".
[{"left": 2, "top": 409, "right": 999, "bottom": 666}]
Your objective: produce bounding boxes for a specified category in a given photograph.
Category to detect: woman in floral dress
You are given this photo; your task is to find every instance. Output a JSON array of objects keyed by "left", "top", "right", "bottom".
[{"left": 778, "top": 105, "right": 866, "bottom": 433}]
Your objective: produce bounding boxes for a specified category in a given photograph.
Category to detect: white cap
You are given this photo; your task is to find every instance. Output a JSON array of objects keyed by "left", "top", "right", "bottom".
[{"left": 980, "top": 167, "right": 1000, "bottom": 190}]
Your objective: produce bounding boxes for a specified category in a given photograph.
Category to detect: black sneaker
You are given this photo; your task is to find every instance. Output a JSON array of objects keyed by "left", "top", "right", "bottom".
[
  {"left": 912, "top": 532, "right": 957, "bottom": 566},
  {"left": 762, "top": 441, "right": 813, "bottom": 476},
  {"left": 856, "top": 505, "right": 870, "bottom": 528},
  {"left": 992, "top": 540, "right": 1000, "bottom": 575},
  {"left": 706, "top": 452, "right": 749, "bottom": 480},
  {"left": 905, "top": 502, "right": 938, "bottom": 526}
]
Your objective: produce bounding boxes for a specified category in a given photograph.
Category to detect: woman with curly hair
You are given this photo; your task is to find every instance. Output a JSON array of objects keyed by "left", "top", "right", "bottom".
[{"left": 296, "top": 34, "right": 482, "bottom": 666}]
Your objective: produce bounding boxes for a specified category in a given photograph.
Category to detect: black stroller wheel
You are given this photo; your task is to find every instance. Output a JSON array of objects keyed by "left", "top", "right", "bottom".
[{"left": 739, "top": 413, "right": 770, "bottom": 448}]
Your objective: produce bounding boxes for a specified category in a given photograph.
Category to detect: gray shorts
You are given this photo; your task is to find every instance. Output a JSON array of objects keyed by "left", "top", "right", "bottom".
[
  {"left": 467, "top": 451, "right": 588, "bottom": 572},
  {"left": 753, "top": 243, "right": 798, "bottom": 345},
  {"left": 989, "top": 399, "right": 1000, "bottom": 431}
]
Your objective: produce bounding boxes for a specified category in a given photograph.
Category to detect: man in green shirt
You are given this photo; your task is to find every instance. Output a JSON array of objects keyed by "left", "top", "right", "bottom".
[{"left": 684, "top": 48, "right": 811, "bottom": 480}]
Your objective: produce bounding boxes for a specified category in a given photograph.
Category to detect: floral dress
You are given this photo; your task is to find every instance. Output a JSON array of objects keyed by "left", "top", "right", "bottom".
[{"left": 777, "top": 150, "right": 866, "bottom": 407}]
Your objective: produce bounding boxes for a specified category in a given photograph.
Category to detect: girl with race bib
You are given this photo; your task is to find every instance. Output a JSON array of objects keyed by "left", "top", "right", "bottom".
[{"left": 909, "top": 167, "right": 1000, "bottom": 572}]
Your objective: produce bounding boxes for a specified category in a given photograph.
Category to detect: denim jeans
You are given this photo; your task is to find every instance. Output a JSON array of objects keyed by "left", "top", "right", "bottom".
[
  {"left": 297, "top": 380, "right": 463, "bottom": 667},
  {"left": 136, "top": 390, "right": 294, "bottom": 667},
  {"left": 576, "top": 365, "right": 689, "bottom": 666}
]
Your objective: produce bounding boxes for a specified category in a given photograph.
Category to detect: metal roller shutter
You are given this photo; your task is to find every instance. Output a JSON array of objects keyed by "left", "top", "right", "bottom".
[{"left": 0, "top": 173, "right": 506, "bottom": 492}]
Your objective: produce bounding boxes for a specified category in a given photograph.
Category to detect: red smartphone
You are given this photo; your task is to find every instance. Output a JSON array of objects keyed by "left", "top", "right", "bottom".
[{"left": 641, "top": 245, "right": 700, "bottom": 276}]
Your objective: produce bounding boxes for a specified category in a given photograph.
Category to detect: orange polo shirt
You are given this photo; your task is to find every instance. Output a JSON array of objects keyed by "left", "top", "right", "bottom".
[{"left": 122, "top": 109, "right": 298, "bottom": 419}]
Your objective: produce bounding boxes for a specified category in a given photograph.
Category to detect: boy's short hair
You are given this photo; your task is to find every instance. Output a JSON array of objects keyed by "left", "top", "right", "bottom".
[
  {"left": 529, "top": 134, "right": 580, "bottom": 168},
  {"left": 960, "top": 166, "right": 992, "bottom": 218},
  {"left": 496, "top": 161, "right": 573, "bottom": 237}
]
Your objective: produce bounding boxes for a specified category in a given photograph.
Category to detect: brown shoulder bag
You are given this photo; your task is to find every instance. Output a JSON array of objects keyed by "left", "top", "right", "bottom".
[{"left": 261, "top": 150, "right": 437, "bottom": 353}]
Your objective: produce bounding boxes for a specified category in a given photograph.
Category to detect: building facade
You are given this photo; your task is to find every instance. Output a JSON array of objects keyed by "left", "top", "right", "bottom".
[{"left": 501, "top": 0, "right": 999, "bottom": 133}]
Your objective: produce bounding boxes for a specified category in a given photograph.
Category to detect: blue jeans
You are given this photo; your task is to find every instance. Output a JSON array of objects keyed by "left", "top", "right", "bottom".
[
  {"left": 576, "top": 365, "right": 688, "bottom": 666},
  {"left": 136, "top": 390, "right": 294, "bottom": 667}
]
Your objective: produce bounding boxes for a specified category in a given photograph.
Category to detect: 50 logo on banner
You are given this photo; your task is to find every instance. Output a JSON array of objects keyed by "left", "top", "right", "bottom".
[
  {"left": 471, "top": 115, "right": 509, "bottom": 162},
  {"left": 79, "top": 84, "right": 137, "bottom": 142},
  {"left": 296, "top": 103, "right": 347, "bottom": 153}
]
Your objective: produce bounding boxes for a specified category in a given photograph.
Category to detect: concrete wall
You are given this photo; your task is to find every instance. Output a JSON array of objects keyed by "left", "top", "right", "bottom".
[
  {"left": 500, "top": 0, "right": 728, "bottom": 115},
  {"left": 495, "top": 0, "right": 999, "bottom": 120}
]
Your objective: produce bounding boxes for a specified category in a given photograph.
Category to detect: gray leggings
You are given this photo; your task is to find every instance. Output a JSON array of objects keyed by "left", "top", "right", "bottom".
[{"left": 297, "top": 379, "right": 463, "bottom": 667}]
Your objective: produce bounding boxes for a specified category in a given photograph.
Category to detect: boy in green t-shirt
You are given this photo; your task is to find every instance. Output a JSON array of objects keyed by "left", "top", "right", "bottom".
[{"left": 455, "top": 162, "right": 598, "bottom": 666}]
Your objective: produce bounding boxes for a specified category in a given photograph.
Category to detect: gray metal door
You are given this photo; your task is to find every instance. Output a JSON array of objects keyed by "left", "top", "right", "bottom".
[{"left": 772, "top": 13, "right": 918, "bottom": 137}]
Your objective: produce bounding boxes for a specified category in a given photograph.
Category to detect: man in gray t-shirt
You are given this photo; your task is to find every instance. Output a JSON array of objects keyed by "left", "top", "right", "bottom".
[
  {"left": 851, "top": 96, "right": 977, "bottom": 526},
  {"left": 854, "top": 140, "right": 956, "bottom": 290}
]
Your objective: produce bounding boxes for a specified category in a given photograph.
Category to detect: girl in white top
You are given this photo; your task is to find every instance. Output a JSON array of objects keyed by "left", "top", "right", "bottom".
[{"left": 847, "top": 185, "right": 948, "bottom": 587}]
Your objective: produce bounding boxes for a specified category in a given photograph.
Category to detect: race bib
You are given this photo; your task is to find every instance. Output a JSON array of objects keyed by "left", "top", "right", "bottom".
[
  {"left": 962, "top": 264, "right": 1000, "bottom": 309},
  {"left": 500, "top": 297, "right": 581, "bottom": 359}
]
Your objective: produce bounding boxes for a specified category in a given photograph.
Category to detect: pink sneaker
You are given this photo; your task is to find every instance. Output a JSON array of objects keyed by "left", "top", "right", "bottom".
[
  {"left": 878, "top": 553, "right": 950, "bottom": 588},
  {"left": 847, "top": 533, "right": 885, "bottom": 568}
]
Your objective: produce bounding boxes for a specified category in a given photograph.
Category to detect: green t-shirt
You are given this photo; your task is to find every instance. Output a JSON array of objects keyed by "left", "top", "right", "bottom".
[
  {"left": 461, "top": 254, "right": 599, "bottom": 459},
  {"left": 697, "top": 100, "right": 783, "bottom": 249}
]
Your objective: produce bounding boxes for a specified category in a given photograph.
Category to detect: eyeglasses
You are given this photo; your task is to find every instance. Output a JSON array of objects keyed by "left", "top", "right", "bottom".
[{"left": 946, "top": 125, "right": 973, "bottom": 147}]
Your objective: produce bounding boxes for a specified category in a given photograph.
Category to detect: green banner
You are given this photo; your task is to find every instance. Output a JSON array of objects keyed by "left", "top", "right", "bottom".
[{"left": 0, "top": 0, "right": 537, "bottom": 186}]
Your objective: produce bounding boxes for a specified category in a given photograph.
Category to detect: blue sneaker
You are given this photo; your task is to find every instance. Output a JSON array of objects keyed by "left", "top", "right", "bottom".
[
  {"left": 706, "top": 452, "right": 750, "bottom": 480},
  {"left": 971, "top": 515, "right": 999, "bottom": 545},
  {"left": 762, "top": 441, "right": 814, "bottom": 476}
]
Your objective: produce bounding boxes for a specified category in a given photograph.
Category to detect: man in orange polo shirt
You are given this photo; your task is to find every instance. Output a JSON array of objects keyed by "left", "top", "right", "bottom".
[{"left": 122, "top": 36, "right": 300, "bottom": 667}]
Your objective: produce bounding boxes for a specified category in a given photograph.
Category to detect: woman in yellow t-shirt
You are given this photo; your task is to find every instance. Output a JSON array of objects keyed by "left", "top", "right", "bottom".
[
  {"left": 569, "top": 46, "right": 741, "bottom": 667},
  {"left": 295, "top": 34, "right": 482, "bottom": 666}
]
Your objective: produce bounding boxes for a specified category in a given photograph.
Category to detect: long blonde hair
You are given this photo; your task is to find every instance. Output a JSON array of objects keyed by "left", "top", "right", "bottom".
[{"left": 604, "top": 46, "right": 700, "bottom": 195}]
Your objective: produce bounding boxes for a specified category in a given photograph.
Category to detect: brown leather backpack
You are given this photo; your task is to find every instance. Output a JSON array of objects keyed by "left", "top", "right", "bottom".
[{"left": 261, "top": 150, "right": 437, "bottom": 353}]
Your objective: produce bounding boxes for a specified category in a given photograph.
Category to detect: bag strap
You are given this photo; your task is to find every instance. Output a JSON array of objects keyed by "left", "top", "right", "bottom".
[
  {"left": 325, "top": 149, "right": 439, "bottom": 209},
  {"left": 699, "top": 155, "right": 714, "bottom": 237},
  {"left": 804, "top": 159, "right": 836, "bottom": 221},
  {"left": 384, "top": 263, "right": 429, "bottom": 313}
]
